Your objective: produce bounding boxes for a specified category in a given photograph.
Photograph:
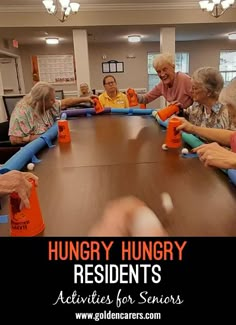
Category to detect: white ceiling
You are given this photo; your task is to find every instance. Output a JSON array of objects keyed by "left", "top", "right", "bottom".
[{"left": 0, "top": 1, "right": 235, "bottom": 44}]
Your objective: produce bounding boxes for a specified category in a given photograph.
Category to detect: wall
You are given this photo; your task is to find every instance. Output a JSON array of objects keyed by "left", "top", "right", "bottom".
[
  {"left": 2, "top": 38, "right": 235, "bottom": 110},
  {"left": 19, "top": 43, "right": 78, "bottom": 94}
]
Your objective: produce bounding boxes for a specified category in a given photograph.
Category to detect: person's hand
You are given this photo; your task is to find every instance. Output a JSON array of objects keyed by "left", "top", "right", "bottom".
[
  {"left": 88, "top": 196, "right": 168, "bottom": 237},
  {"left": 192, "top": 142, "right": 236, "bottom": 169},
  {"left": 170, "top": 100, "right": 182, "bottom": 109},
  {"left": 175, "top": 116, "right": 195, "bottom": 133},
  {"left": 91, "top": 95, "right": 99, "bottom": 99},
  {"left": 82, "top": 95, "right": 98, "bottom": 105},
  {"left": 0, "top": 170, "right": 39, "bottom": 209}
]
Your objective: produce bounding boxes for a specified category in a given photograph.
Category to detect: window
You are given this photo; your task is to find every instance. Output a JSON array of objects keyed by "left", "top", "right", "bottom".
[
  {"left": 219, "top": 51, "right": 236, "bottom": 86},
  {"left": 147, "top": 52, "right": 189, "bottom": 90}
]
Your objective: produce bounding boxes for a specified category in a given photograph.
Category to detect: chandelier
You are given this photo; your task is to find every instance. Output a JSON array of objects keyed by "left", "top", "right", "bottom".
[
  {"left": 42, "top": 0, "right": 80, "bottom": 23},
  {"left": 199, "top": 0, "right": 235, "bottom": 18}
]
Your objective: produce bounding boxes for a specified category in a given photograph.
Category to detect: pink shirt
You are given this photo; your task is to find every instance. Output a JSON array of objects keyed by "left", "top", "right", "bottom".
[
  {"left": 144, "top": 72, "right": 193, "bottom": 109},
  {"left": 230, "top": 132, "right": 236, "bottom": 152}
]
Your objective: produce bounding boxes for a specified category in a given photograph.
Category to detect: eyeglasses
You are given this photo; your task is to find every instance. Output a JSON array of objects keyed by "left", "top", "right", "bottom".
[{"left": 104, "top": 81, "right": 115, "bottom": 86}]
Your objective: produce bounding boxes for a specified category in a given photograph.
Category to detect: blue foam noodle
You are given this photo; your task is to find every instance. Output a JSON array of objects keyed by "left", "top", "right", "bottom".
[
  {"left": 132, "top": 108, "right": 153, "bottom": 115},
  {"left": 64, "top": 108, "right": 111, "bottom": 117},
  {"left": 0, "top": 215, "right": 8, "bottom": 224},
  {"left": 155, "top": 116, "right": 169, "bottom": 128},
  {"left": 0, "top": 123, "right": 58, "bottom": 174},
  {"left": 181, "top": 132, "right": 205, "bottom": 148},
  {"left": 31, "top": 155, "right": 41, "bottom": 164},
  {"left": 111, "top": 108, "right": 153, "bottom": 115},
  {"left": 227, "top": 169, "right": 236, "bottom": 185}
]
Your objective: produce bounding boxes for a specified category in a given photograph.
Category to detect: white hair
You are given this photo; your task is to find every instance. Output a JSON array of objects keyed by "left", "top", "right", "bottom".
[
  {"left": 153, "top": 53, "right": 175, "bottom": 70},
  {"left": 192, "top": 67, "right": 224, "bottom": 99}
]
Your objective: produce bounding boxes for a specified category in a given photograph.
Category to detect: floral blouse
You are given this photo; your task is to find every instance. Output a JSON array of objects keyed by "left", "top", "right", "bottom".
[
  {"left": 8, "top": 99, "right": 61, "bottom": 137},
  {"left": 184, "top": 102, "right": 236, "bottom": 131}
]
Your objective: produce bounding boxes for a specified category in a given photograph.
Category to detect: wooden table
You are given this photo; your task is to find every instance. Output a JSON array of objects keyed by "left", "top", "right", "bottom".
[{"left": 1, "top": 115, "right": 236, "bottom": 236}]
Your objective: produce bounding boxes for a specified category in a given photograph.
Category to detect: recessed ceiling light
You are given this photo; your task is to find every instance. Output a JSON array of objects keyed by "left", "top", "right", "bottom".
[
  {"left": 228, "top": 33, "right": 236, "bottom": 40},
  {"left": 128, "top": 35, "right": 141, "bottom": 43},
  {"left": 45, "top": 37, "right": 59, "bottom": 45}
]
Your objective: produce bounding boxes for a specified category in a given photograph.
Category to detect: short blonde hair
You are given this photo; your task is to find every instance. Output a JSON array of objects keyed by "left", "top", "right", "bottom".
[
  {"left": 192, "top": 67, "right": 224, "bottom": 99},
  {"left": 153, "top": 53, "right": 175, "bottom": 70},
  {"left": 219, "top": 79, "right": 236, "bottom": 109}
]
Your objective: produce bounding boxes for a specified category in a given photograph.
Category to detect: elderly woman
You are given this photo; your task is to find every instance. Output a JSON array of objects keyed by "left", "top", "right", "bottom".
[
  {"left": 79, "top": 82, "right": 93, "bottom": 97},
  {"left": 176, "top": 79, "right": 236, "bottom": 169},
  {"left": 8, "top": 81, "right": 95, "bottom": 145},
  {"left": 99, "top": 75, "right": 129, "bottom": 108},
  {"left": 183, "top": 66, "right": 235, "bottom": 130},
  {"left": 137, "top": 52, "right": 193, "bottom": 109}
]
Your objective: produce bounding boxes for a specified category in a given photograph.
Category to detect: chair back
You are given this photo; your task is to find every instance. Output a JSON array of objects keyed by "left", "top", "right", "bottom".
[
  {"left": 55, "top": 90, "right": 64, "bottom": 100},
  {"left": 2, "top": 95, "right": 24, "bottom": 120}
]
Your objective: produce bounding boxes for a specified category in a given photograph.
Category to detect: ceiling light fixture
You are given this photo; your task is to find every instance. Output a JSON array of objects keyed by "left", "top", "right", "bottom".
[
  {"left": 228, "top": 32, "right": 236, "bottom": 40},
  {"left": 45, "top": 37, "right": 59, "bottom": 44},
  {"left": 128, "top": 35, "right": 141, "bottom": 43},
  {"left": 199, "top": 0, "right": 235, "bottom": 18},
  {"left": 42, "top": 0, "right": 80, "bottom": 23}
]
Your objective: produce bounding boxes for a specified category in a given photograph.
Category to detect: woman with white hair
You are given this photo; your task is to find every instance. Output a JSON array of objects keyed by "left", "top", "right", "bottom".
[
  {"left": 8, "top": 81, "right": 95, "bottom": 145},
  {"left": 183, "top": 66, "right": 235, "bottom": 130},
  {"left": 137, "top": 52, "right": 193, "bottom": 109},
  {"left": 176, "top": 79, "right": 236, "bottom": 169}
]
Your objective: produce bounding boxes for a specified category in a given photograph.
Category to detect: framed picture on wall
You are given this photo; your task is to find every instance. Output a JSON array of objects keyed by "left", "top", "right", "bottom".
[{"left": 102, "top": 60, "right": 124, "bottom": 73}]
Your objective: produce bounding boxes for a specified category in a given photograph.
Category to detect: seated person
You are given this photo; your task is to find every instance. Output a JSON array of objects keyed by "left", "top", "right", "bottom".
[
  {"left": 8, "top": 81, "right": 95, "bottom": 145},
  {"left": 183, "top": 66, "right": 236, "bottom": 130},
  {"left": 79, "top": 82, "right": 93, "bottom": 97},
  {"left": 176, "top": 79, "right": 236, "bottom": 169},
  {"left": 99, "top": 75, "right": 129, "bottom": 108},
  {"left": 77, "top": 82, "right": 94, "bottom": 108}
]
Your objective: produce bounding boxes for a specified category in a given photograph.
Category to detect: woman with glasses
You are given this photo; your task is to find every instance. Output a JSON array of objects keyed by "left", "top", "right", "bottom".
[
  {"left": 176, "top": 79, "right": 236, "bottom": 169},
  {"left": 183, "top": 66, "right": 235, "bottom": 130},
  {"left": 99, "top": 75, "right": 129, "bottom": 108}
]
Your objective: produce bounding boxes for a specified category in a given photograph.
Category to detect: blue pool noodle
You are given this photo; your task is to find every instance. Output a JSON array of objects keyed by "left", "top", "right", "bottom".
[
  {"left": 111, "top": 108, "right": 153, "bottom": 115},
  {"left": 154, "top": 115, "right": 236, "bottom": 184},
  {"left": 65, "top": 107, "right": 111, "bottom": 117},
  {"left": 0, "top": 122, "right": 58, "bottom": 174}
]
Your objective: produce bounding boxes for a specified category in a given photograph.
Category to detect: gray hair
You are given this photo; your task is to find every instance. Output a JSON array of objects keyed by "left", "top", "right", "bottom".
[
  {"left": 219, "top": 79, "right": 236, "bottom": 109},
  {"left": 22, "top": 81, "right": 55, "bottom": 113},
  {"left": 153, "top": 53, "right": 175, "bottom": 70},
  {"left": 192, "top": 67, "right": 224, "bottom": 99}
]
